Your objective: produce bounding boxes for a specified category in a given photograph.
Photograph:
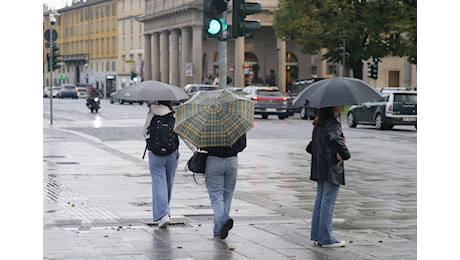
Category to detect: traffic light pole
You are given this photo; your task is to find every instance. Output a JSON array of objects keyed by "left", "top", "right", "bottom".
[
  {"left": 218, "top": 10, "right": 228, "bottom": 89},
  {"left": 49, "top": 20, "right": 54, "bottom": 125}
]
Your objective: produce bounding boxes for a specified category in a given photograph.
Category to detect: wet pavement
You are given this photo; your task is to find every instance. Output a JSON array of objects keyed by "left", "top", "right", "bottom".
[{"left": 43, "top": 115, "right": 417, "bottom": 260}]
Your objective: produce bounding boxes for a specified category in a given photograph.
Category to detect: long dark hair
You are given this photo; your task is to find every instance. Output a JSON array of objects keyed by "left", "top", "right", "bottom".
[{"left": 312, "top": 107, "right": 335, "bottom": 126}]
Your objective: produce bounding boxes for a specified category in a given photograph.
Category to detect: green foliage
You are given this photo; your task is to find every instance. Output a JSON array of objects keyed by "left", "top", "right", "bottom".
[{"left": 273, "top": 0, "right": 417, "bottom": 78}]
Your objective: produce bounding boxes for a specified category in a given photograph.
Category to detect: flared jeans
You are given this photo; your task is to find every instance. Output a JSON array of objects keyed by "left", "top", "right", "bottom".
[
  {"left": 148, "top": 150, "right": 178, "bottom": 222},
  {"left": 205, "top": 155, "right": 238, "bottom": 236},
  {"left": 310, "top": 180, "right": 340, "bottom": 245}
]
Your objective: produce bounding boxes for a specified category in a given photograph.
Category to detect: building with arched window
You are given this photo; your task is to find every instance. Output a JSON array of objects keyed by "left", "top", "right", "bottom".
[{"left": 44, "top": 0, "right": 416, "bottom": 96}]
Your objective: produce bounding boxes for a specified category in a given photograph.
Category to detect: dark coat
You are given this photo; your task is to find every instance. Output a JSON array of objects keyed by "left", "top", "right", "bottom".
[
  {"left": 306, "top": 118, "right": 350, "bottom": 185},
  {"left": 202, "top": 134, "right": 247, "bottom": 158}
]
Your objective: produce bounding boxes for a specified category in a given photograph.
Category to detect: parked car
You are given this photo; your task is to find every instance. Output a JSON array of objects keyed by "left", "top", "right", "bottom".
[
  {"left": 57, "top": 84, "right": 79, "bottom": 99},
  {"left": 242, "top": 86, "right": 289, "bottom": 120},
  {"left": 109, "top": 91, "right": 144, "bottom": 105},
  {"left": 287, "top": 78, "right": 325, "bottom": 119},
  {"left": 43, "top": 86, "right": 61, "bottom": 98},
  {"left": 347, "top": 88, "right": 417, "bottom": 130},
  {"left": 77, "top": 87, "right": 88, "bottom": 98},
  {"left": 183, "top": 84, "right": 219, "bottom": 98}
]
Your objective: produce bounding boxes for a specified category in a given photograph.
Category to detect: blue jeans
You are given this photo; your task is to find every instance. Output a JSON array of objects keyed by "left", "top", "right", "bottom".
[
  {"left": 205, "top": 155, "right": 238, "bottom": 236},
  {"left": 148, "top": 150, "right": 178, "bottom": 222},
  {"left": 310, "top": 180, "right": 340, "bottom": 245}
]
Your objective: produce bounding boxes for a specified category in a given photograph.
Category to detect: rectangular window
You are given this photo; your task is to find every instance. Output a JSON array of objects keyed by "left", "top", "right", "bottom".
[
  {"left": 130, "top": 19, "right": 133, "bottom": 34},
  {"left": 311, "top": 66, "right": 317, "bottom": 75},
  {"left": 96, "top": 39, "right": 99, "bottom": 54},
  {"left": 122, "top": 55, "right": 126, "bottom": 71}
]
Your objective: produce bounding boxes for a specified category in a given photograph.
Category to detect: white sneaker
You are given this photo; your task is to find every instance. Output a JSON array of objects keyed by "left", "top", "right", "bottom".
[
  {"left": 320, "top": 241, "right": 346, "bottom": 248},
  {"left": 158, "top": 215, "right": 170, "bottom": 228}
]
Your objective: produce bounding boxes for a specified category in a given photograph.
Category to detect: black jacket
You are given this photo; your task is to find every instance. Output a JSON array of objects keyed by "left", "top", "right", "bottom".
[
  {"left": 306, "top": 119, "right": 350, "bottom": 185},
  {"left": 202, "top": 134, "right": 246, "bottom": 158}
]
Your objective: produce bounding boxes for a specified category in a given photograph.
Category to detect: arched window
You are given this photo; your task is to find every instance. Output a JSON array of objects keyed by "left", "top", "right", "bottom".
[
  {"left": 244, "top": 52, "right": 259, "bottom": 86},
  {"left": 285, "top": 52, "right": 298, "bottom": 93}
]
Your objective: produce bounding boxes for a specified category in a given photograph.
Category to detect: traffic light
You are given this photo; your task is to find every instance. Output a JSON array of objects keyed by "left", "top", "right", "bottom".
[
  {"left": 231, "top": 0, "right": 261, "bottom": 38},
  {"left": 46, "top": 53, "right": 52, "bottom": 72},
  {"left": 367, "top": 63, "right": 373, "bottom": 78},
  {"left": 372, "top": 63, "right": 378, "bottom": 79},
  {"left": 52, "top": 44, "right": 62, "bottom": 71},
  {"left": 367, "top": 63, "right": 378, "bottom": 79},
  {"left": 203, "top": 0, "right": 229, "bottom": 38}
]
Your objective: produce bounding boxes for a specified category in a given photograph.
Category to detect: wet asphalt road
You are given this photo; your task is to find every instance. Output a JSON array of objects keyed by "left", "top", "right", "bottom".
[{"left": 43, "top": 98, "right": 417, "bottom": 259}]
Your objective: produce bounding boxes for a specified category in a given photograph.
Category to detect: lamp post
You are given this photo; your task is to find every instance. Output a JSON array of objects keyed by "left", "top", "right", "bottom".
[{"left": 340, "top": 34, "right": 347, "bottom": 77}]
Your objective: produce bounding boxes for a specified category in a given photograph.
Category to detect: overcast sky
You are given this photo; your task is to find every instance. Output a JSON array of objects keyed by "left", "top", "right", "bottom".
[{"left": 44, "top": 0, "right": 70, "bottom": 9}]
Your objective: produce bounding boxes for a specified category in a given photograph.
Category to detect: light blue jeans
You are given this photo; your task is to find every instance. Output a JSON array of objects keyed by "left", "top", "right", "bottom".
[
  {"left": 310, "top": 180, "right": 340, "bottom": 245},
  {"left": 148, "top": 150, "right": 178, "bottom": 222},
  {"left": 205, "top": 155, "right": 238, "bottom": 236}
]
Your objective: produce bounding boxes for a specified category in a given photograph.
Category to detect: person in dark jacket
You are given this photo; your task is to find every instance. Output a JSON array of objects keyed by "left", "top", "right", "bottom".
[
  {"left": 306, "top": 106, "right": 350, "bottom": 248},
  {"left": 201, "top": 133, "right": 247, "bottom": 239}
]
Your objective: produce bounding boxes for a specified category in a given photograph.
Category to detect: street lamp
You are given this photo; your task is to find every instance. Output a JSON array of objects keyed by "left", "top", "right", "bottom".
[{"left": 340, "top": 34, "right": 347, "bottom": 77}]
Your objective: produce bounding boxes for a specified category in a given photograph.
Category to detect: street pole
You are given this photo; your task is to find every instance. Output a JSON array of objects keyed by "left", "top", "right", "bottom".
[
  {"left": 49, "top": 13, "right": 56, "bottom": 125},
  {"left": 218, "top": 10, "right": 228, "bottom": 89},
  {"left": 341, "top": 34, "right": 347, "bottom": 77}
]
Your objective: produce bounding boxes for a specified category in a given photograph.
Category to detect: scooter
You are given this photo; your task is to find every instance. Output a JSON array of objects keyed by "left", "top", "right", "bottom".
[{"left": 87, "top": 96, "right": 100, "bottom": 113}]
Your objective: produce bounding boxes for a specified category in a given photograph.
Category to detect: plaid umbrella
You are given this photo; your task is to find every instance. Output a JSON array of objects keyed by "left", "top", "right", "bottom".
[{"left": 174, "top": 89, "right": 254, "bottom": 148}]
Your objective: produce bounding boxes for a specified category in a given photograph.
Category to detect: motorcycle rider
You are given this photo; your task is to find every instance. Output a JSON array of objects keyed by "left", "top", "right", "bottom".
[{"left": 87, "top": 88, "right": 101, "bottom": 107}]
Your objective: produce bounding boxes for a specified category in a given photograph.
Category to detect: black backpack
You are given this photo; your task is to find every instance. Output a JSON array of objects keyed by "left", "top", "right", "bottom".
[{"left": 146, "top": 112, "right": 179, "bottom": 156}]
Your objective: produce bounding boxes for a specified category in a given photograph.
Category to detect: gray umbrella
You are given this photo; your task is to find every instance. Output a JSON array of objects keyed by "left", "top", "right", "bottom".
[
  {"left": 290, "top": 77, "right": 383, "bottom": 108},
  {"left": 112, "top": 80, "right": 189, "bottom": 102}
]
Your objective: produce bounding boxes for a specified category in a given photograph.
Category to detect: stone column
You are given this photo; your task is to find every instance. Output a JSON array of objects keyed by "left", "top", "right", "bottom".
[
  {"left": 181, "top": 26, "right": 192, "bottom": 87},
  {"left": 160, "top": 30, "right": 170, "bottom": 83},
  {"left": 170, "top": 29, "right": 180, "bottom": 87},
  {"left": 143, "top": 33, "right": 152, "bottom": 80},
  {"left": 192, "top": 26, "right": 203, "bottom": 84},
  {"left": 152, "top": 32, "right": 160, "bottom": 81},
  {"left": 234, "top": 37, "right": 245, "bottom": 88},
  {"left": 277, "top": 38, "right": 286, "bottom": 95}
]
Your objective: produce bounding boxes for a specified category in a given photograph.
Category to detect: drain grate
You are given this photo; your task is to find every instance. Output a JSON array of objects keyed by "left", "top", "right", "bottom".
[
  {"left": 146, "top": 222, "right": 191, "bottom": 228},
  {"left": 54, "top": 162, "right": 80, "bottom": 165},
  {"left": 44, "top": 176, "right": 118, "bottom": 222},
  {"left": 44, "top": 155, "right": 66, "bottom": 159}
]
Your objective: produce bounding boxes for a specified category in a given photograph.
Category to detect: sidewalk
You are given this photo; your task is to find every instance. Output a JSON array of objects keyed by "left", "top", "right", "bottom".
[{"left": 43, "top": 124, "right": 416, "bottom": 259}]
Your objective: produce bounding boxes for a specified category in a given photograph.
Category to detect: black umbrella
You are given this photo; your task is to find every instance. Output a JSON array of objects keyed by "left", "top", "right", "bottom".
[
  {"left": 291, "top": 77, "right": 383, "bottom": 108},
  {"left": 112, "top": 80, "right": 189, "bottom": 102}
]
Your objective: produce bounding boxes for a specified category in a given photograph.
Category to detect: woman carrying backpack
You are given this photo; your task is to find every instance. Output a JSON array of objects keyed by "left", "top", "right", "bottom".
[{"left": 143, "top": 100, "right": 179, "bottom": 228}]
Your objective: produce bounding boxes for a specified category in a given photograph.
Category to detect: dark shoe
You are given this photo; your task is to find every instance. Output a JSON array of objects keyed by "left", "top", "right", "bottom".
[{"left": 219, "top": 218, "right": 234, "bottom": 239}]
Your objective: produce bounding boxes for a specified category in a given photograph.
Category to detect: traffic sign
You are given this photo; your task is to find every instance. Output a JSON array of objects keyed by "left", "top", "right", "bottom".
[{"left": 44, "top": 29, "right": 58, "bottom": 42}]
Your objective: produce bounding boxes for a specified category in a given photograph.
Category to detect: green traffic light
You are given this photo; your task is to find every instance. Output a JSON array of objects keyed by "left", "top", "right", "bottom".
[{"left": 207, "top": 18, "right": 227, "bottom": 35}]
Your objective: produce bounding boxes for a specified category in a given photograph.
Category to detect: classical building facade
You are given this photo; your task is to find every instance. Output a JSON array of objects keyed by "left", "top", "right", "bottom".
[
  {"left": 43, "top": 0, "right": 416, "bottom": 96},
  {"left": 43, "top": 0, "right": 119, "bottom": 97}
]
